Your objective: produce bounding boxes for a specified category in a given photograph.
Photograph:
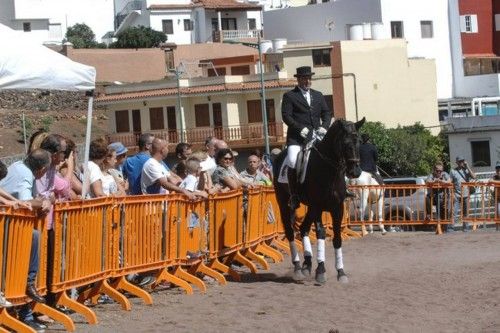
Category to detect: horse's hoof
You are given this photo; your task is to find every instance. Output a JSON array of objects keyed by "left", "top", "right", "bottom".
[
  {"left": 337, "top": 269, "right": 348, "bottom": 283},
  {"left": 369, "top": 230, "right": 374, "bottom": 234},
  {"left": 314, "top": 262, "right": 327, "bottom": 285},
  {"left": 301, "top": 257, "right": 312, "bottom": 278},
  {"left": 381, "top": 230, "right": 387, "bottom": 235},
  {"left": 362, "top": 231, "right": 368, "bottom": 237},
  {"left": 292, "top": 262, "right": 305, "bottom": 282}
]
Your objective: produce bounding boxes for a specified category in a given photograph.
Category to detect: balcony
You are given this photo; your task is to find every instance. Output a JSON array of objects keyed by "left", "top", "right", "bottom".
[
  {"left": 212, "top": 30, "right": 262, "bottom": 43},
  {"left": 107, "top": 123, "right": 284, "bottom": 150},
  {"left": 463, "top": 57, "right": 500, "bottom": 76}
]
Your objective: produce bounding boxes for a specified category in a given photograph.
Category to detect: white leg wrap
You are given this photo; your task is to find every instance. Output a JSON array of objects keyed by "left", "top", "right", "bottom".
[
  {"left": 335, "top": 247, "right": 344, "bottom": 270},
  {"left": 317, "top": 239, "right": 325, "bottom": 263},
  {"left": 289, "top": 241, "right": 300, "bottom": 263},
  {"left": 302, "top": 236, "right": 313, "bottom": 257}
]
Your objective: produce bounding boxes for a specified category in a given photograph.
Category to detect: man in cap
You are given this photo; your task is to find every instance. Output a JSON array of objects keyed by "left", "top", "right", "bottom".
[
  {"left": 450, "top": 155, "right": 476, "bottom": 232},
  {"left": 282, "top": 66, "right": 332, "bottom": 209},
  {"left": 108, "top": 141, "right": 129, "bottom": 192}
]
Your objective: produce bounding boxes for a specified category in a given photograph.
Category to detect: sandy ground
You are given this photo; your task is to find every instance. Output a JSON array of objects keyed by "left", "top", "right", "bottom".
[{"left": 46, "top": 230, "right": 500, "bottom": 333}]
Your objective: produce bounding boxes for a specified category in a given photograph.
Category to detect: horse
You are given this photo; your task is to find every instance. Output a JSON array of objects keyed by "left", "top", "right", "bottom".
[
  {"left": 273, "top": 118, "right": 365, "bottom": 284},
  {"left": 349, "top": 171, "right": 387, "bottom": 236}
]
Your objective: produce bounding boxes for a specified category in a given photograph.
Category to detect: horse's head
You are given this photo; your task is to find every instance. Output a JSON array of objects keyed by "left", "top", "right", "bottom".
[{"left": 322, "top": 117, "right": 365, "bottom": 179}]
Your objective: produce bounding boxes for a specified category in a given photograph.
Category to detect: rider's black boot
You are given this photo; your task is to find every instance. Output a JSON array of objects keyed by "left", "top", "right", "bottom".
[{"left": 288, "top": 167, "right": 300, "bottom": 210}]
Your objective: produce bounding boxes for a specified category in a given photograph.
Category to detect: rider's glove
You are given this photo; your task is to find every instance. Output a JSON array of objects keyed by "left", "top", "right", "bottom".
[
  {"left": 317, "top": 127, "right": 327, "bottom": 136},
  {"left": 300, "top": 127, "right": 309, "bottom": 139}
]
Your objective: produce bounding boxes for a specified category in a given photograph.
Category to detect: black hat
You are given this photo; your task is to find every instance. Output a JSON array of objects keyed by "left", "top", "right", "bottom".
[
  {"left": 294, "top": 66, "right": 315, "bottom": 77},
  {"left": 361, "top": 133, "right": 370, "bottom": 143}
]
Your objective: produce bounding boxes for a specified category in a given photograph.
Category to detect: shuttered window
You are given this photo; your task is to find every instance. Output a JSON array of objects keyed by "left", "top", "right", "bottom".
[
  {"left": 149, "top": 107, "right": 165, "bottom": 130},
  {"left": 115, "top": 110, "right": 130, "bottom": 133},
  {"left": 195, "top": 104, "right": 210, "bottom": 127}
]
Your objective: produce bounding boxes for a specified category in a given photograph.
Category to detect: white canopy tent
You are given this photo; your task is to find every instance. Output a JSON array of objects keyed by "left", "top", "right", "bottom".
[{"left": 0, "top": 23, "right": 97, "bottom": 198}]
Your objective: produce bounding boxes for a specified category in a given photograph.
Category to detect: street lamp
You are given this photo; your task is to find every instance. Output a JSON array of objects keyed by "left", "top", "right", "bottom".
[
  {"left": 224, "top": 36, "right": 270, "bottom": 155},
  {"left": 169, "top": 68, "right": 185, "bottom": 142}
]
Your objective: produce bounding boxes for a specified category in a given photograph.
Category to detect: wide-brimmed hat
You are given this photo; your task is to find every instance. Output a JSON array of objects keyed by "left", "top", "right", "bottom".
[
  {"left": 294, "top": 66, "right": 315, "bottom": 77},
  {"left": 108, "top": 142, "right": 128, "bottom": 156}
]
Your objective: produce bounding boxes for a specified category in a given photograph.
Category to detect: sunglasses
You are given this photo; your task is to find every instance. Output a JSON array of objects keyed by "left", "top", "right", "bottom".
[
  {"left": 223, "top": 157, "right": 233, "bottom": 161},
  {"left": 435, "top": 169, "right": 443, "bottom": 173}
]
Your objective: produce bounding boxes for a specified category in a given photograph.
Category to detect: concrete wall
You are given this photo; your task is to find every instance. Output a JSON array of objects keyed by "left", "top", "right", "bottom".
[
  {"left": 335, "top": 39, "right": 439, "bottom": 132},
  {"left": 149, "top": 10, "right": 194, "bottom": 45}
]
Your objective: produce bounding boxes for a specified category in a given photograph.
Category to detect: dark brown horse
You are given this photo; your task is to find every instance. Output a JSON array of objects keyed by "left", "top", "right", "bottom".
[{"left": 273, "top": 118, "right": 365, "bottom": 284}]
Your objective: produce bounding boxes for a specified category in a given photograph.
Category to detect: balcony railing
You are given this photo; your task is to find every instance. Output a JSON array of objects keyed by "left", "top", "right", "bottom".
[
  {"left": 463, "top": 57, "right": 500, "bottom": 76},
  {"left": 116, "top": 0, "right": 142, "bottom": 29},
  {"left": 212, "top": 30, "right": 262, "bottom": 43},
  {"left": 107, "top": 123, "right": 284, "bottom": 149}
]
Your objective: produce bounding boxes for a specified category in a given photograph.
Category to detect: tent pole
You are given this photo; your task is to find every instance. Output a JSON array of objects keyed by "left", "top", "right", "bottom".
[
  {"left": 81, "top": 91, "right": 94, "bottom": 199},
  {"left": 22, "top": 112, "right": 27, "bottom": 154}
]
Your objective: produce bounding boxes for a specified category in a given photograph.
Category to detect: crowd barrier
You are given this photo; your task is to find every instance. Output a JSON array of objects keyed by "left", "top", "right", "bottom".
[{"left": 1, "top": 182, "right": 499, "bottom": 332}]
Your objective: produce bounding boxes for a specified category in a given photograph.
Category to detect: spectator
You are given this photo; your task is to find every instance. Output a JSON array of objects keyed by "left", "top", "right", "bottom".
[
  {"left": 0, "top": 149, "right": 51, "bottom": 332},
  {"left": 179, "top": 158, "right": 208, "bottom": 198},
  {"left": 107, "top": 142, "right": 129, "bottom": 193},
  {"left": 250, "top": 148, "right": 273, "bottom": 181},
  {"left": 450, "top": 156, "right": 476, "bottom": 232},
  {"left": 0, "top": 161, "right": 32, "bottom": 209},
  {"left": 200, "top": 136, "right": 217, "bottom": 175},
  {"left": 86, "top": 138, "right": 108, "bottom": 198},
  {"left": 212, "top": 149, "right": 245, "bottom": 190},
  {"left": 59, "top": 139, "right": 83, "bottom": 199},
  {"left": 141, "top": 138, "right": 195, "bottom": 199},
  {"left": 172, "top": 143, "right": 192, "bottom": 179},
  {"left": 425, "top": 162, "right": 451, "bottom": 226},
  {"left": 191, "top": 151, "right": 219, "bottom": 194},
  {"left": 102, "top": 145, "right": 126, "bottom": 196},
  {"left": 489, "top": 162, "right": 500, "bottom": 216},
  {"left": 28, "top": 129, "right": 49, "bottom": 153},
  {"left": 240, "top": 153, "right": 272, "bottom": 186},
  {"left": 123, "top": 133, "right": 154, "bottom": 195}
]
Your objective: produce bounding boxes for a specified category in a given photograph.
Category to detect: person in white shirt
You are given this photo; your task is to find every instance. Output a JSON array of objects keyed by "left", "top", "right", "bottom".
[
  {"left": 87, "top": 138, "right": 108, "bottom": 198},
  {"left": 141, "top": 138, "right": 195, "bottom": 199},
  {"left": 179, "top": 158, "right": 208, "bottom": 198}
]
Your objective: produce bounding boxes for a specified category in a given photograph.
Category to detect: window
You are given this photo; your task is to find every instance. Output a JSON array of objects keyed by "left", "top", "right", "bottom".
[
  {"left": 248, "top": 18, "right": 256, "bottom": 30},
  {"left": 230, "top": 65, "right": 250, "bottom": 75},
  {"left": 195, "top": 104, "right": 210, "bottom": 127},
  {"left": 323, "top": 94, "right": 334, "bottom": 116},
  {"left": 132, "top": 109, "right": 141, "bottom": 132},
  {"left": 312, "top": 49, "right": 331, "bottom": 67},
  {"left": 495, "top": 14, "right": 500, "bottom": 31},
  {"left": 23, "top": 22, "right": 31, "bottom": 32},
  {"left": 208, "top": 67, "right": 226, "bottom": 77},
  {"left": 115, "top": 110, "right": 130, "bottom": 133},
  {"left": 162, "top": 20, "right": 173, "bottom": 34},
  {"left": 184, "top": 19, "right": 193, "bottom": 31},
  {"left": 246, "top": 99, "right": 275, "bottom": 123},
  {"left": 460, "top": 15, "right": 478, "bottom": 33},
  {"left": 471, "top": 141, "right": 491, "bottom": 167},
  {"left": 420, "top": 21, "right": 433, "bottom": 38},
  {"left": 165, "top": 50, "right": 174, "bottom": 70},
  {"left": 149, "top": 107, "right": 165, "bottom": 130},
  {"left": 390, "top": 21, "right": 404, "bottom": 38}
]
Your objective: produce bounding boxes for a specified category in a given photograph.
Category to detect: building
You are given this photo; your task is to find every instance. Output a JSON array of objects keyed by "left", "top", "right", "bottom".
[
  {"left": 0, "top": 0, "right": 115, "bottom": 44},
  {"left": 114, "top": 0, "right": 263, "bottom": 45},
  {"left": 263, "top": 0, "right": 453, "bottom": 100},
  {"left": 96, "top": 73, "right": 294, "bottom": 151}
]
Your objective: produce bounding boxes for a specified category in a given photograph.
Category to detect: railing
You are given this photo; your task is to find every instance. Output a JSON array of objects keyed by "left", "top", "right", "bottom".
[
  {"left": 116, "top": 0, "right": 143, "bottom": 28},
  {"left": 107, "top": 122, "right": 284, "bottom": 148},
  {"left": 212, "top": 30, "right": 262, "bottom": 42}
]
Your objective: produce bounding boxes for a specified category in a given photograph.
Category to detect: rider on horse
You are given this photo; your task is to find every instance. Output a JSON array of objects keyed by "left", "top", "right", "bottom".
[
  {"left": 359, "top": 133, "right": 384, "bottom": 185},
  {"left": 282, "top": 66, "right": 331, "bottom": 209}
]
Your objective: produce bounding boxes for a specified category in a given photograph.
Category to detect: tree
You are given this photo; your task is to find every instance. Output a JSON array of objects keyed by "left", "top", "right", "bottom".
[
  {"left": 360, "top": 121, "right": 447, "bottom": 177},
  {"left": 65, "top": 23, "right": 97, "bottom": 49},
  {"left": 112, "top": 26, "right": 167, "bottom": 48}
]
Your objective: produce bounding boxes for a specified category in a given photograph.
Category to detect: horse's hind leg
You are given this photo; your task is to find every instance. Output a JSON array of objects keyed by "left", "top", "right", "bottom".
[{"left": 377, "top": 191, "right": 387, "bottom": 235}]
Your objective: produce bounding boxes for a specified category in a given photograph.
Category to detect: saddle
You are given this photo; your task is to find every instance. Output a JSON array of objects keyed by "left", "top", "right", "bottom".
[{"left": 278, "top": 140, "right": 315, "bottom": 185}]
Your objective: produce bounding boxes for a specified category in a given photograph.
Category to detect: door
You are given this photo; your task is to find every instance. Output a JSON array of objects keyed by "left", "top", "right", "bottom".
[
  {"left": 166, "top": 106, "right": 178, "bottom": 143},
  {"left": 132, "top": 109, "right": 141, "bottom": 133},
  {"left": 149, "top": 107, "right": 164, "bottom": 130},
  {"left": 212, "top": 103, "right": 223, "bottom": 139}
]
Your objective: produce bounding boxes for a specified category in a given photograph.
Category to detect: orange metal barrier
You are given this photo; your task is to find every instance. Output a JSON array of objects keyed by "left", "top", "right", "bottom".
[
  {"left": 461, "top": 182, "right": 500, "bottom": 231},
  {"left": 347, "top": 183, "right": 454, "bottom": 235}
]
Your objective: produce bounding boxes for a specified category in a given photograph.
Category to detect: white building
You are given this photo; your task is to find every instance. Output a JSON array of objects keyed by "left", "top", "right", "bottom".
[
  {"left": 114, "top": 0, "right": 263, "bottom": 45},
  {"left": 263, "top": 0, "right": 454, "bottom": 100},
  {"left": 0, "top": 0, "right": 115, "bottom": 44}
]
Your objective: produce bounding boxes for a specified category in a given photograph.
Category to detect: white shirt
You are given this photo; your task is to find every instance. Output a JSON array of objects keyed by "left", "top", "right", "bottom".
[
  {"left": 200, "top": 156, "right": 217, "bottom": 175},
  {"left": 179, "top": 174, "right": 199, "bottom": 192},
  {"left": 141, "top": 158, "right": 170, "bottom": 194},
  {"left": 299, "top": 87, "right": 311, "bottom": 106},
  {"left": 87, "top": 161, "right": 104, "bottom": 198},
  {"left": 101, "top": 173, "right": 117, "bottom": 196}
]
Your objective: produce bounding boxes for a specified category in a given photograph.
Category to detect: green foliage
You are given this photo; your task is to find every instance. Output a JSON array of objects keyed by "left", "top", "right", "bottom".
[
  {"left": 360, "top": 121, "right": 447, "bottom": 177},
  {"left": 40, "top": 115, "right": 54, "bottom": 132},
  {"left": 65, "top": 23, "right": 97, "bottom": 49},
  {"left": 111, "top": 26, "right": 167, "bottom": 48},
  {"left": 18, "top": 116, "right": 33, "bottom": 144}
]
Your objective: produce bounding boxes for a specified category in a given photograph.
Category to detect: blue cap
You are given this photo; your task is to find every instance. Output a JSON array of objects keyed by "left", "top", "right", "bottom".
[{"left": 108, "top": 142, "right": 128, "bottom": 156}]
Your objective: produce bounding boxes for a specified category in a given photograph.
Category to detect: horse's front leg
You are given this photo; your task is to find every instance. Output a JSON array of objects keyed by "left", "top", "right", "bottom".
[
  {"left": 299, "top": 208, "right": 320, "bottom": 279},
  {"left": 331, "top": 203, "right": 348, "bottom": 283},
  {"left": 313, "top": 218, "right": 327, "bottom": 284}
]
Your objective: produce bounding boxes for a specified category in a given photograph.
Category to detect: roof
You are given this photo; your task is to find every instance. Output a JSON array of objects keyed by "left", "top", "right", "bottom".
[
  {"left": 96, "top": 79, "right": 296, "bottom": 103},
  {"left": 149, "top": 0, "right": 261, "bottom": 11}
]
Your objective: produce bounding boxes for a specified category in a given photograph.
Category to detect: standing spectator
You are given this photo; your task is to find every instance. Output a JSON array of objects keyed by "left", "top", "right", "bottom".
[
  {"left": 250, "top": 148, "right": 273, "bottom": 182},
  {"left": 86, "top": 138, "right": 108, "bottom": 198},
  {"left": 123, "top": 133, "right": 154, "bottom": 195},
  {"left": 102, "top": 145, "right": 126, "bottom": 196},
  {"left": 489, "top": 162, "right": 500, "bottom": 217},
  {"left": 172, "top": 143, "right": 192, "bottom": 179},
  {"left": 450, "top": 156, "right": 476, "bottom": 232},
  {"left": 107, "top": 142, "right": 129, "bottom": 193},
  {"left": 240, "top": 153, "right": 272, "bottom": 186},
  {"left": 0, "top": 149, "right": 51, "bottom": 332},
  {"left": 141, "top": 138, "right": 195, "bottom": 199},
  {"left": 425, "top": 162, "right": 452, "bottom": 226},
  {"left": 191, "top": 151, "right": 219, "bottom": 194},
  {"left": 0, "top": 161, "right": 32, "bottom": 209},
  {"left": 200, "top": 136, "right": 217, "bottom": 174},
  {"left": 59, "top": 139, "right": 83, "bottom": 199},
  {"left": 179, "top": 158, "right": 208, "bottom": 198}
]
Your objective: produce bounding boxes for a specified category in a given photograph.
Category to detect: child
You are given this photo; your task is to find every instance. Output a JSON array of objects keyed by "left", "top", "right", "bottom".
[{"left": 179, "top": 158, "right": 208, "bottom": 199}]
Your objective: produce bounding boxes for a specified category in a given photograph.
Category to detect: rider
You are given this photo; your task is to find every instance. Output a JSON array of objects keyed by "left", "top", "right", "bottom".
[
  {"left": 282, "top": 66, "right": 331, "bottom": 209},
  {"left": 359, "top": 133, "right": 384, "bottom": 185}
]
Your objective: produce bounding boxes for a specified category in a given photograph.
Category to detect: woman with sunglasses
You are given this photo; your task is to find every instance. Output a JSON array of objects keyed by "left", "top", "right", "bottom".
[{"left": 212, "top": 148, "right": 245, "bottom": 191}]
